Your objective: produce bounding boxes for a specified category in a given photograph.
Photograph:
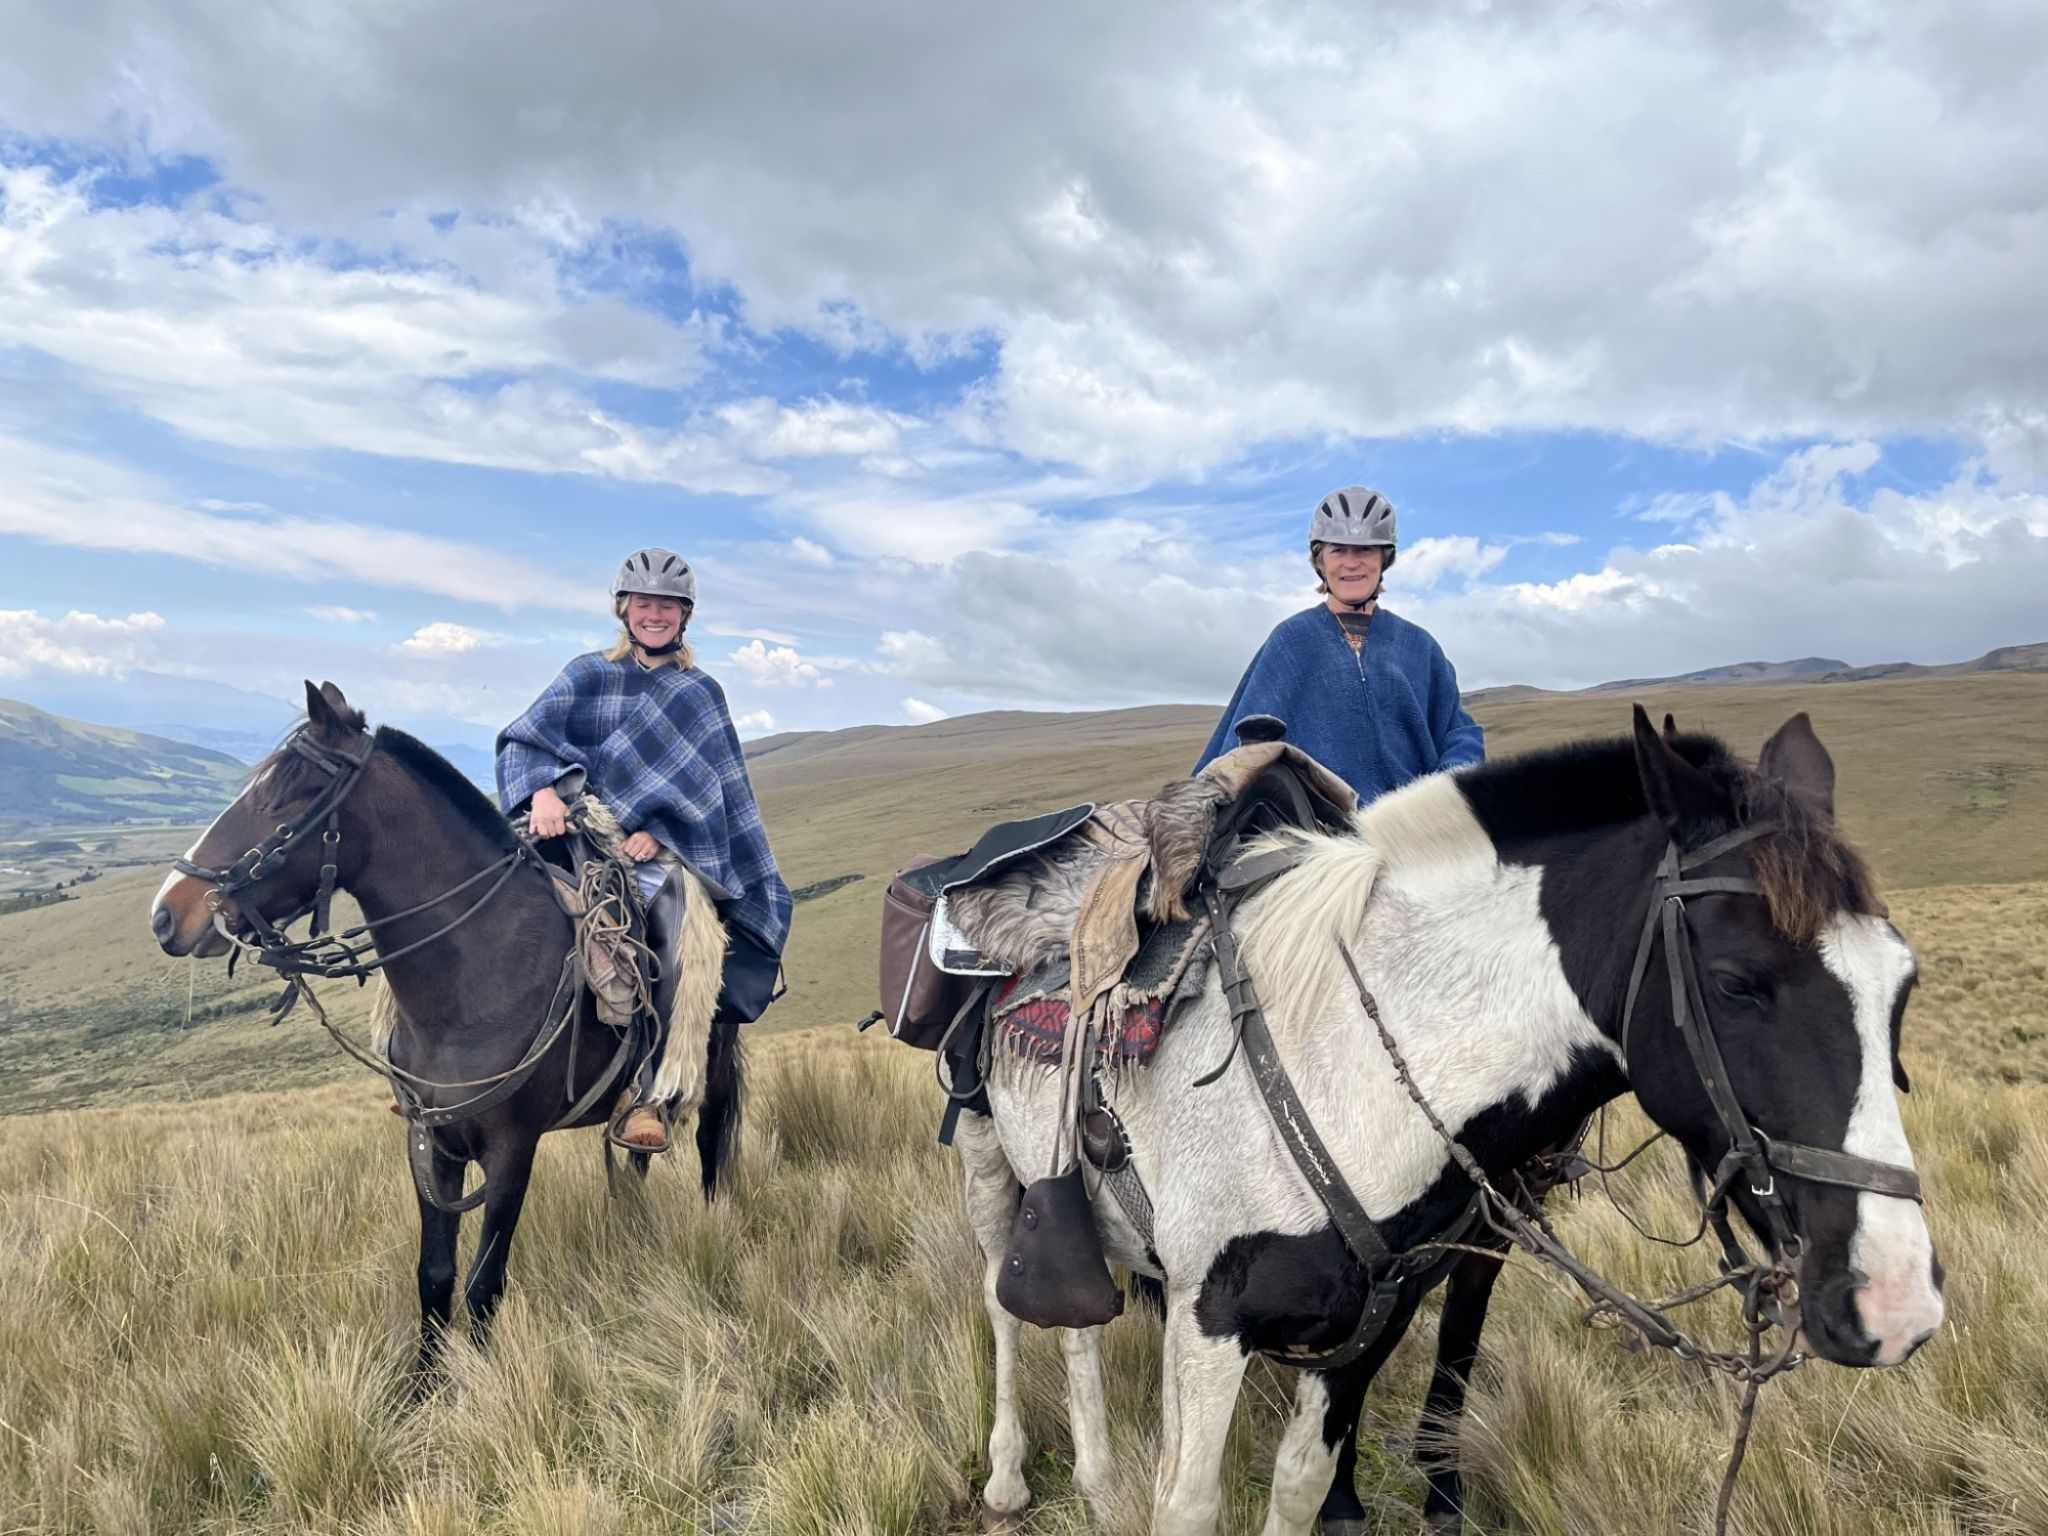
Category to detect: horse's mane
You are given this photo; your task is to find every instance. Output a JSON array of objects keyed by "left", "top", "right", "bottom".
[
  {"left": 1454, "top": 731, "right": 1882, "bottom": 945},
  {"left": 1236, "top": 730, "right": 1881, "bottom": 1038},
  {"left": 374, "top": 727, "right": 520, "bottom": 853},
  {"left": 249, "top": 717, "right": 516, "bottom": 855}
]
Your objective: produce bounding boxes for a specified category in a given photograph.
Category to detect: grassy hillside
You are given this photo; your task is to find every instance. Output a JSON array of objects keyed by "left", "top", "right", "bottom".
[
  {"left": 1, "top": 672, "right": 2043, "bottom": 1118},
  {"left": 0, "top": 671, "right": 2043, "bottom": 1533},
  {"left": 0, "top": 697, "right": 247, "bottom": 831},
  {"left": 0, "top": 1033, "right": 2038, "bottom": 1535},
  {"left": 760, "top": 672, "right": 2048, "bottom": 1047}
]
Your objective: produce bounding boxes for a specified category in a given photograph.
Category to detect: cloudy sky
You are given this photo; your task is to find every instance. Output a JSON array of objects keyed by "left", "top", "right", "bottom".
[{"left": 1, "top": 0, "right": 2043, "bottom": 747}]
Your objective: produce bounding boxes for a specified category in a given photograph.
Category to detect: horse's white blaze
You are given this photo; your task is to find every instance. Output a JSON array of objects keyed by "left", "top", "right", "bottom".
[
  {"left": 1818, "top": 912, "right": 1944, "bottom": 1364},
  {"left": 151, "top": 825, "right": 219, "bottom": 919}
]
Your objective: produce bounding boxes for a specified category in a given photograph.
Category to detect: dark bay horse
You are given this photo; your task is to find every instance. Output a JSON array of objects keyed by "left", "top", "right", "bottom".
[
  {"left": 952, "top": 709, "right": 1942, "bottom": 1534},
  {"left": 151, "top": 682, "right": 743, "bottom": 1377}
]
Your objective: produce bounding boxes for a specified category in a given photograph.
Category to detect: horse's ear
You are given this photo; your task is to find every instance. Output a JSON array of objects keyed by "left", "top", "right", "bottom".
[
  {"left": 1632, "top": 704, "right": 1727, "bottom": 848},
  {"left": 1662, "top": 712, "right": 1680, "bottom": 743},
  {"left": 305, "top": 680, "right": 362, "bottom": 744},
  {"left": 1758, "top": 712, "right": 1835, "bottom": 818}
]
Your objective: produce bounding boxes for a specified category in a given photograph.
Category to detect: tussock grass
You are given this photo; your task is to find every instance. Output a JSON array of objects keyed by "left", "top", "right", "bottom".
[{"left": 0, "top": 1027, "right": 2041, "bottom": 1533}]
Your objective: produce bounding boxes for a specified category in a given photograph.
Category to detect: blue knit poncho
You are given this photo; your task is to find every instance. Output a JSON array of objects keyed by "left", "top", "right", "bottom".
[
  {"left": 496, "top": 653, "right": 792, "bottom": 955},
  {"left": 1196, "top": 606, "right": 1484, "bottom": 800}
]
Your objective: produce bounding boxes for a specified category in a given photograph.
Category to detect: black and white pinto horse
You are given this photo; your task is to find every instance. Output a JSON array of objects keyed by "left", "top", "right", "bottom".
[{"left": 953, "top": 710, "right": 1943, "bottom": 1535}]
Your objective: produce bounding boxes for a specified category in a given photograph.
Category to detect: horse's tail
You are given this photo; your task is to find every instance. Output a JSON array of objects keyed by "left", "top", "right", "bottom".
[{"left": 695, "top": 1011, "right": 746, "bottom": 1200}]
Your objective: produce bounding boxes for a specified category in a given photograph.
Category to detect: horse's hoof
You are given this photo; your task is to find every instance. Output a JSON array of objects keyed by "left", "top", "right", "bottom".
[{"left": 978, "top": 1506, "right": 1029, "bottom": 1533}]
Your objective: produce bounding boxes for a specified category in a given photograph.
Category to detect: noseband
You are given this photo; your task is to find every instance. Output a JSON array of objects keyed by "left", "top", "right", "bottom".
[
  {"left": 172, "top": 729, "right": 540, "bottom": 983},
  {"left": 174, "top": 732, "right": 380, "bottom": 948},
  {"left": 1618, "top": 823, "right": 1922, "bottom": 1264}
]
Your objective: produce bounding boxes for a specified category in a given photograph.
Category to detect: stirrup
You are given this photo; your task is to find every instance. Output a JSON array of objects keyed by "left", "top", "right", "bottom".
[{"left": 607, "top": 1098, "right": 675, "bottom": 1155}]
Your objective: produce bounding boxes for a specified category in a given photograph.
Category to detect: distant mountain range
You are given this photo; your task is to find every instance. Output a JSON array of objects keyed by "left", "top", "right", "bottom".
[
  {"left": 1461, "top": 642, "right": 2048, "bottom": 704},
  {"left": 0, "top": 698, "right": 247, "bottom": 831}
]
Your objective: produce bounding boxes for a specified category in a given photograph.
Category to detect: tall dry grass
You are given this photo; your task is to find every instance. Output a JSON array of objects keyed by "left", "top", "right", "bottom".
[{"left": 0, "top": 1027, "right": 2042, "bottom": 1535}]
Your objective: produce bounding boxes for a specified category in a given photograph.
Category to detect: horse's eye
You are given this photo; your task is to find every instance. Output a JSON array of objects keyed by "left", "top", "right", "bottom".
[{"left": 1712, "top": 970, "right": 1766, "bottom": 1007}]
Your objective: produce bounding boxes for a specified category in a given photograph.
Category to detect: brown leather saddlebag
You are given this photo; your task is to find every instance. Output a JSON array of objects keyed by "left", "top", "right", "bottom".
[{"left": 878, "top": 854, "right": 974, "bottom": 1049}]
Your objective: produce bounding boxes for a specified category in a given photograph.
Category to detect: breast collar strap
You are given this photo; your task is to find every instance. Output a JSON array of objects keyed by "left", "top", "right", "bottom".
[{"left": 1616, "top": 822, "right": 1922, "bottom": 1262}]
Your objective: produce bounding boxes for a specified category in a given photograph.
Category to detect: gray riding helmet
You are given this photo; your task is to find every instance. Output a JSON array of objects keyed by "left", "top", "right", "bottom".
[
  {"left": 1310, "top": 487, "right": 1397, "bottom": 565},
  {"left": 611, "top": 547, "right": 696, "bottom": 606}
]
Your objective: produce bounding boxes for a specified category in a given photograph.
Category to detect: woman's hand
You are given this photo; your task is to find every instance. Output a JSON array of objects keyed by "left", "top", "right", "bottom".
[
  {"left": 622, "top": 831, "right": 661, "bottom": 862},
  {"left": 529, "top": 785, "right": 570, "bottom": 839}
]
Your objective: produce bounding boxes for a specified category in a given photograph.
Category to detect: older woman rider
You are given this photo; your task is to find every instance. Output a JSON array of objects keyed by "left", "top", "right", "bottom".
[
  {"left": 1198, "top": 486, "right": 1483, "bottom": 793},
  {"left": 496, "top": 549, "right": 792, "bottom": 1152}
]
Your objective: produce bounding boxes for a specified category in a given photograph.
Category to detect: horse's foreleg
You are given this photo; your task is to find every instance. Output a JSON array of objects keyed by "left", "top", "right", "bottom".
[
  {"left": 955, "top": 1112, "right": 1031, "bottom": 1520},
  {"left": 462, "top": 1136, "right": 538, "bottom": 1349},
  {"left": 1061, "top": 1323, "right": 1114, "bottom": 1510},
  {"left": 1315, "top": 1283, "right": 1429, "bottom": 1535},
  {"left": 410, "top": 1151, "right": 466, "bottom": 1388},
  {"left": 1416, "top": 1247, "right": 1509, "bottom": 1534},
  {"left": 1260, "top": 1371, "right": 1343, "bottom": 1536},
  {"left": 1153, "top": 1292, "right": 1249, "bottom": 1536}
]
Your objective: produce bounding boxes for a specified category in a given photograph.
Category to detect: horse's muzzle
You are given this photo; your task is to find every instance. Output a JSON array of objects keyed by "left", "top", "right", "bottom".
[{"left": 151, "top": 877, "right": 231, "bottom": 958}]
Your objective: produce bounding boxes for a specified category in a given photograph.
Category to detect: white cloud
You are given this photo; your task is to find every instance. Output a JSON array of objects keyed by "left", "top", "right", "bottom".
[
  {"left": 0, "top": 163, "right": 778, "bottom": 493},
  {"left": 733, "top": 708, "right": 777, "bottom": 737},
  {"left": 716, "top": 396, "right": 914, "bottom": 459},
  {"left": 399, "top": 622, "right": 496, "bottom": 655},
  {"left": 788, "top": 537, "right": 836, "bottom": 567},
  {"left": 902, "top": 697, "right": 948, "bottom": 724},
  {"left": 4, "top": 5, "right": 2037, "bottom": 477},
  {"left": 1393, "top": 535, "right": 1508, "bottom": 591},
  {"left": 868, "top": 444, "right": 2048, "bottom": 705},
  {"left": 0, "top": 432, "right": 595, "bottom": 610},
  {"left": 0, "top": 609, "right": 168, "bottom": 678},
  {"left": 796, "top": 490, "right": 1046, "bottom": 564},
  {"left": 1403, "top": 448, "right": 2048, "bottom": 691},
  {"left": 308, "top": 605, "right": 378, "bottom": 624},
  {"left": 727, "top": 638, "right": 832, "bottom": 689}
]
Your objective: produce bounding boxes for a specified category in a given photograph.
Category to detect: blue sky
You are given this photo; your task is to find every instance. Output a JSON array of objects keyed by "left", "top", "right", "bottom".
[{"left": 2, "top": 2, "right": 2044, "bottom": 751}]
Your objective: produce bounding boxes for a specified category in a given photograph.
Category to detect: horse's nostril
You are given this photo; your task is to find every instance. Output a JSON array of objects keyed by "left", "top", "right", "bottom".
[{"left": 151, "top": 905, "right": 175, "bottom": 943}]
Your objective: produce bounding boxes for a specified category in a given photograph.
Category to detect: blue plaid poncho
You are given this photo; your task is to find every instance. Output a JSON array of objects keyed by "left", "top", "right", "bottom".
[{"left": 496, "top": 653, "right": 792, "bottom": 954}]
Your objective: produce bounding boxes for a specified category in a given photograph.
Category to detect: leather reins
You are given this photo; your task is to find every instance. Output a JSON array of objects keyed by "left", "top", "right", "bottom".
[
  {"left": 170, "top": 728, "right": 636, "bottom": 1213},
  {"left": 1205, "top": 817, "right": 1923, "bottom": 1373}
]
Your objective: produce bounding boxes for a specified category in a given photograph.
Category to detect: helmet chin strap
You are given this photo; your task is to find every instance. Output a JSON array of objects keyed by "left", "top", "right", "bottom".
[{"left": 635, "top": 636, "right": 684, "bottom": 657}]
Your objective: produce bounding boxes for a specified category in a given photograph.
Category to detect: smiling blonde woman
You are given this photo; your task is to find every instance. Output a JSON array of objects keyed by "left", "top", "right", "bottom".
[{"left": 496, "top": 547, "right": 792, "bottom": 1151}]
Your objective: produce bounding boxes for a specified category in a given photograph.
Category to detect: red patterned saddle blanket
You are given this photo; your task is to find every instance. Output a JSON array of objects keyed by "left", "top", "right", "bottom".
[{"left": 990, "top": 912, "right": 1211, "bottom": 1067}]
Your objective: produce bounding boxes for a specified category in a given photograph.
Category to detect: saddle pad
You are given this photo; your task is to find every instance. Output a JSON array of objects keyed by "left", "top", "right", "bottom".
[
  {"left": 992, "top": 912, "right": 1211, "bottom": 1067},
  {"left": 994, "top": 978, "right": 1168, "bottom": 1065}
]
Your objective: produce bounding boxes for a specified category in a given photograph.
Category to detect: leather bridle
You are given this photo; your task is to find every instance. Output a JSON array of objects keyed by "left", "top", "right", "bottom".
[
  {"left": 1618, "top": 823, "right": 1923, "bottom": 1266},
  {"left": 168, "top": 727, "right": 638, "bottom": 1214},
  {"left": 172, "top": 729, "right": 538, "bottom": 984}
]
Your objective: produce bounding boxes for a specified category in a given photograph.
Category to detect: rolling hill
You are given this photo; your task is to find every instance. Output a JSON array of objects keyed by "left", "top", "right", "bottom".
[
  {"left": 0, "top": 697, "right": 248, "bottom": 832},
  {"left": 1, "top": 667, "right": 2043, "bottom": 1117}
]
